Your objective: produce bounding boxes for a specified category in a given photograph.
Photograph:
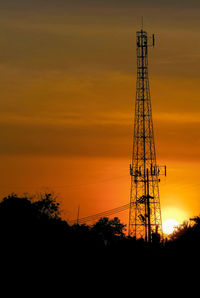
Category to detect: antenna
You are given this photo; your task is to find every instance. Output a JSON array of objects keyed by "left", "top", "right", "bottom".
[
  {"left": 141, "top": 16, "right": 144, "bottom": 29},
  {"left": 152, "top": 34, "right": 155, "bottom": 47}
]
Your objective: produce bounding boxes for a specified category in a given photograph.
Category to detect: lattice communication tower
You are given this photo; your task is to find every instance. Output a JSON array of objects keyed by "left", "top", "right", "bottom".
[{"left": 129, "top": 28, "right": 166, "bottom": 242}]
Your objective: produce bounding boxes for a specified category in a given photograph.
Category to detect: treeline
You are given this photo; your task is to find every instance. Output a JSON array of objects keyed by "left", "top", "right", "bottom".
[{"left": 0, "top": 193, "right": 200, "bottom": 269}]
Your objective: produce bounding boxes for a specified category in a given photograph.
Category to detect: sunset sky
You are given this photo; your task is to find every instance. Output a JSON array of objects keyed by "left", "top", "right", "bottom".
[{"left": 0, "top": 0, "right": 200, "bottom": 227}]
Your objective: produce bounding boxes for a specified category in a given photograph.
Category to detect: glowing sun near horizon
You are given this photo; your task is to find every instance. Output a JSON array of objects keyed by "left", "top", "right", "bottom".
[{"left": 162, "top": 219, "right": 180, "bottom": 235}]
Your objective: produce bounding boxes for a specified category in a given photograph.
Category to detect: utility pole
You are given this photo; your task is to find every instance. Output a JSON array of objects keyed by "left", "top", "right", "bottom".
[{"left": 129, "top": 27, "right": 166, "bottom": 241}]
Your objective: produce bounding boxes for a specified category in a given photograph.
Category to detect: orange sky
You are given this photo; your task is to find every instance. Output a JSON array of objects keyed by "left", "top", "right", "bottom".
[{"left": 0, "top": 1, "right": 200, "bottom": 227}]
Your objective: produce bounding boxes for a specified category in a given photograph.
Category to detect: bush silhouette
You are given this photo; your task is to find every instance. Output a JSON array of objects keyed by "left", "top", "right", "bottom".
[
  {"left": 0, "top": 193, "right": 70, "bottom": 257},
  {"left": 1, "top": 191, "right": 200, "bottom": 271}
]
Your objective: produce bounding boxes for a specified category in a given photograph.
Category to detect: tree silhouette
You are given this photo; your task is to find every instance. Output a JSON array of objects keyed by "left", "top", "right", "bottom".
[
  {"left": 1, "top": 191, "right": 200, "bottom": 271},
  {"left": 91, "top": 217, "right": 126, "bottom": 245},
  {"left": 32, "top": 192, "right": 61, "bottom": 219},
  {"left": 0, "top": 193, "right": 70, "bottom": 255}
]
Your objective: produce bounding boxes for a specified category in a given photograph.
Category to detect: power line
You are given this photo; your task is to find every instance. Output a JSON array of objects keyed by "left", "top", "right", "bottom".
[{"left": 69, "top": 202, "right": 135, "bottom": 225}]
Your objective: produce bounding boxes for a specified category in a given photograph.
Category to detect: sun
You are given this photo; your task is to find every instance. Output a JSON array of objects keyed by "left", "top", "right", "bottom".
[{"left": 163, "top": 218, "right": 179, "bottom": 235}]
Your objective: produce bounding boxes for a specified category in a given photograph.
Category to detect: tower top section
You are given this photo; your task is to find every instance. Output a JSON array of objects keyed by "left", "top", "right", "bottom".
[{"left": 136, "top": 30, "right": 155, "bottom": 48}]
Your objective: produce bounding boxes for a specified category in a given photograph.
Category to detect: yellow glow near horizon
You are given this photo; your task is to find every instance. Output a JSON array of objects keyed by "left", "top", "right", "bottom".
[
  {"left": 163, "top": 218, "right": 179, "bottom": 235},
  {"left": 162, "top": 205, "right": 189, "bottom": 224}
]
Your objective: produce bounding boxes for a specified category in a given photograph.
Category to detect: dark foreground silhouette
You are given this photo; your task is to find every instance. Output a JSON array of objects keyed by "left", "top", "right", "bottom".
[{"left": 0, "top": 193, "right": 199, "bottom": 277}]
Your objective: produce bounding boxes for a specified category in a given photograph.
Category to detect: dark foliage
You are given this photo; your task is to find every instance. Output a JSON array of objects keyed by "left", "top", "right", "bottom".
[
  {"left": 164, "top": 217, "right": 200, "bottom": 263},
  {"left": 1, "top": 192, "right": 200, "bottom": 276}
]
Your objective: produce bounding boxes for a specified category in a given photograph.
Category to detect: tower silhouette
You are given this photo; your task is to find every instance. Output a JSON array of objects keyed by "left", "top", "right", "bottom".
[{"left": 129, "top": 28, "right": 166, "bottom": 242}]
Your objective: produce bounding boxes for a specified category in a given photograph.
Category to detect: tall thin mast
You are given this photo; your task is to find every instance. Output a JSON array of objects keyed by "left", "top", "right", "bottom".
[{"left": 129, "top": 28, "right": 166, "bottom": 241}]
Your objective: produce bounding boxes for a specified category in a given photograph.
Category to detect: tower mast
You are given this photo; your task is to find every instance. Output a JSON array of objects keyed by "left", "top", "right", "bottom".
[{"left": 129, "top": 28, "right": 166, "bottom": 241}]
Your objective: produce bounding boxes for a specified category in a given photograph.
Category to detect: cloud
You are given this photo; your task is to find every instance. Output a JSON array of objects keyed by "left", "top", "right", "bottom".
[
  {"left": 0, "top": 106, "right": 199, "bottom": 162},
  {"left": 0, "top": 0, "right": 199, "bottom": 163},
  {"left": 1, "top": 0, "right": 200, "bottom": 11}
]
